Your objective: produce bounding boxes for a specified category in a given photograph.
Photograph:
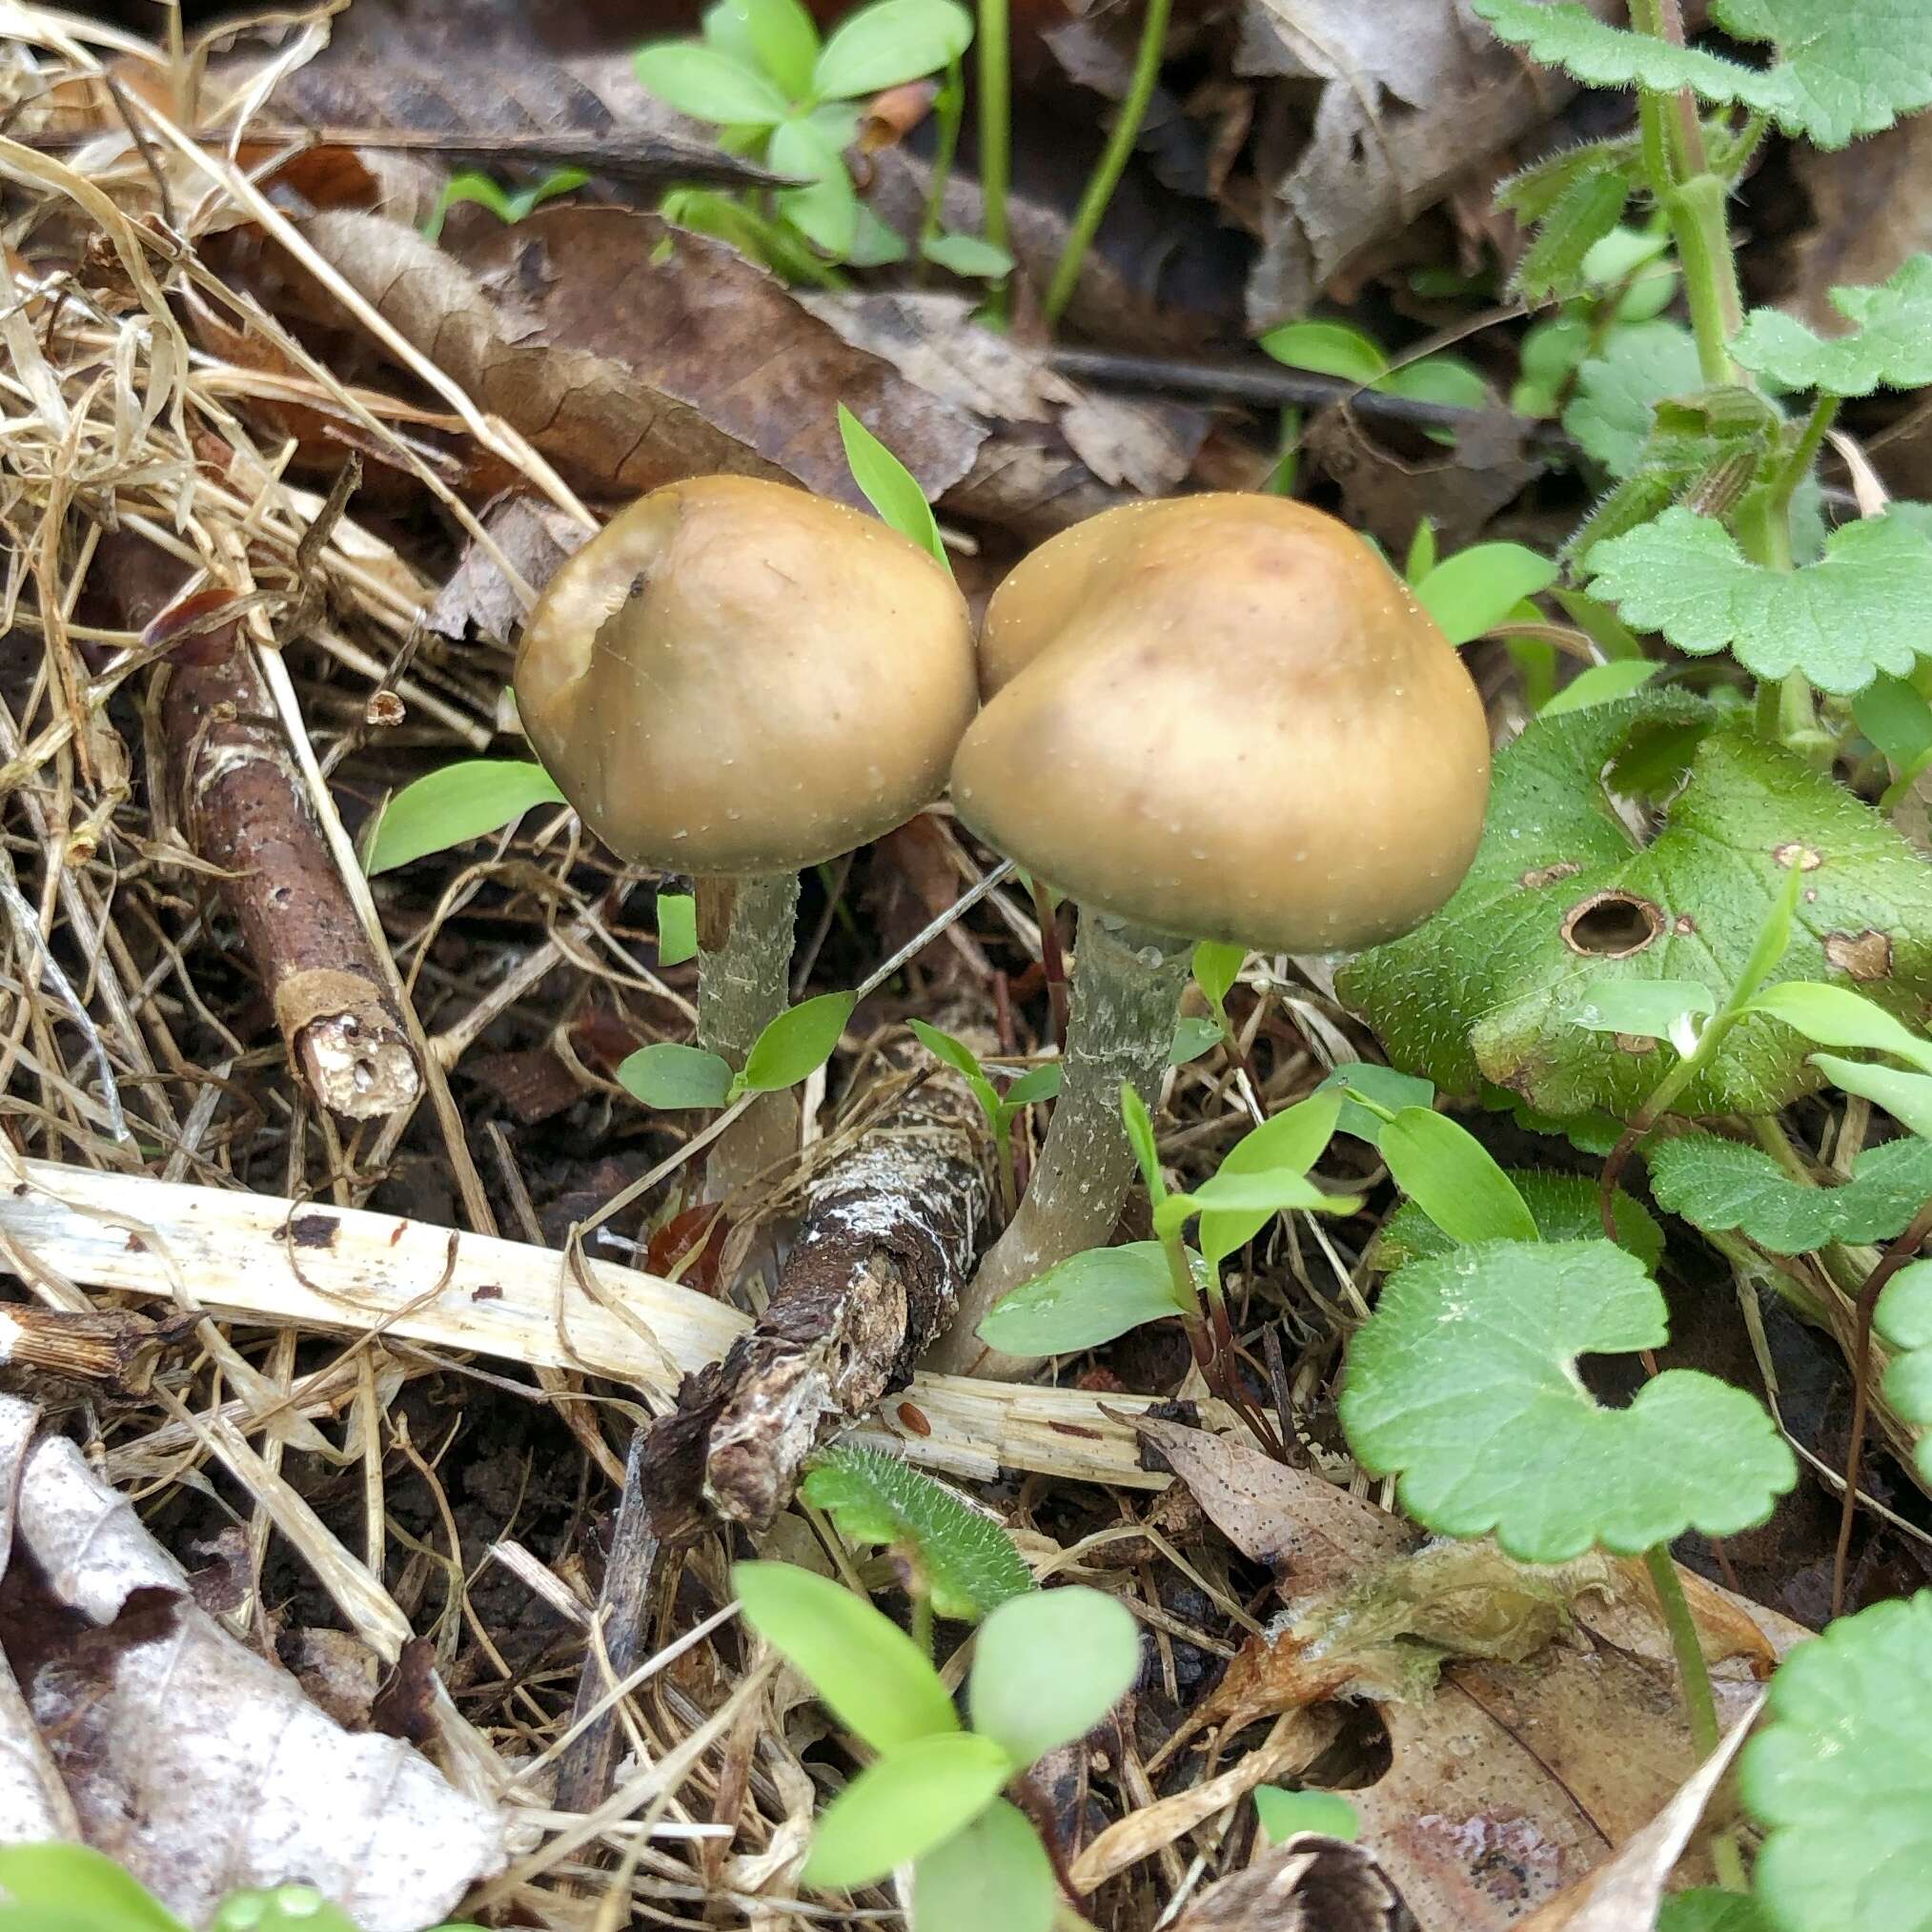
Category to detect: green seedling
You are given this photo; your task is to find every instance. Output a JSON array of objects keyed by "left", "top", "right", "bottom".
[
  {"left": 620, "top": 989, "right": 857, "bottom": 1110},
  {"left": 422, "top": 166, "right": 587, "bottom": 243},
  {"left": 635, "top": 0, "right": 999, "bottom": 276},
  {"left": 733, "top": 1561, "right": 1137, "bottom": 1929}
]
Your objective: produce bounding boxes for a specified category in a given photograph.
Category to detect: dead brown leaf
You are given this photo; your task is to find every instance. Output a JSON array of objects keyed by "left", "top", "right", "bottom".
[
  {"left": 1134, "top": 1419, "right": 1798, "bottom": 1927},
  {"left": 1783, "top": 118, "right": 1932, "bottom": 329},
  {"left": 424, "top": 492, "right": 590, "bottom": 645},
  {"left": 1173, "top": 1833, "right": 1420, "bottom": 1931},
  {"left": 0, "top": 1395, "right": 502, "bottom": 1932}
]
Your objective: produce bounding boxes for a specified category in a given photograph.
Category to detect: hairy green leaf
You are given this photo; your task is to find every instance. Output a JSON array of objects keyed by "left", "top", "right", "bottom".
[
  {"left": 1740, "top": 1591, "right": 1932, "bottom": 1932},
  {"left": 802, "top": 1732, "right": 1011, "bottom": 1886},
  {"left": 1373, "top": 1169, "right": 1665, "bottom": 1274},
  {"left": 733, "top": 1560, "right": 958, "bottom": 1752},
  {"left": 1340, "top": 1239, "right": 1797, "bottom": 1561},
  {"left": 1565, "top": 320, "right": 1703, "bottom": 479},
  {"left": 1734, "top": 255, "right": 1932, "bottom": 397},
  {"left": 1339, "top": 695, "right": 1932, "bottom": 1119},
  {"left": 1513, "top": 168, "right": 1631, "bottom": 302},
  {"left": 363, "top": 761, "right": 564, "bottom": 875},
  {"left": 1586, "top": 506, "right": 1932, "bottom": 695},
  {"left": 911, "top": 1800, "right": 1057, "bottom": 1932},
  {"left": 968, "top": 1587, "right": 1140, "bottom": 1766},
  {"left": 801, "top": 1446, "right": 1032, "bottom": 1621},
  {"left": 977, "top": 1242, "right": 1190, "bottom": 1353},
  {"left": 1648, "top": 1130, "right": 1932, "bottom": 1253}
]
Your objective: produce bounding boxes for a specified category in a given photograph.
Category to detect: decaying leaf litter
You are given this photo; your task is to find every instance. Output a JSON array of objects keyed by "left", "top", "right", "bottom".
[{"left": 4, "top": 0, "right": 1932, "bottom": 1927}]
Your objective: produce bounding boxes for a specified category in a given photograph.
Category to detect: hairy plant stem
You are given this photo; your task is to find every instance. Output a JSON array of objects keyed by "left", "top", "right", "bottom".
[
  {"left": 976, "top": 0, "right": 1011, "bottom": 321},
  {"left": 693, "top": 872, "right": 800, "bottom": 1203},
  {"left": 929, "top": 912, "right": 1190, "bottom": 1374},
  {"left": 1041, "top": 0, "right": 1172, "bottom": 327}
]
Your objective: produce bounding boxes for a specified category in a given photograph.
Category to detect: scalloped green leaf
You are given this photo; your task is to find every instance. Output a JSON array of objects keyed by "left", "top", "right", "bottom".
[
  {"left": 1565, "top": 320, "right": 1703, "bottom": 480},
  {"left": 1474, "top": 0, "right": 1932, "bottom": 149},
  {"left": 1734, "top": 256, "right": 1932, "bottom": 397},
  {"left": 1648, "top": 1129, "right": 1932, "bottom": 1253},
  {"left": 1373, "top": 1169, "right": 1665, "bottom": 1275},
  {"left": 1740, "top": 1591, "right": 1932, "bottom": 1932},
  {"left": 801, "top": 1447, "right": 1032, "bottom": 1622},
  {"left": 1339, "top": 1238, "right": 1797, "bottom": 1562},
  {"left": 1586, "top": 507, "right": 1932, "bottom": 696},
  {"left": 1337, "top": 695, "right": 1932, "bottom": 1120}
]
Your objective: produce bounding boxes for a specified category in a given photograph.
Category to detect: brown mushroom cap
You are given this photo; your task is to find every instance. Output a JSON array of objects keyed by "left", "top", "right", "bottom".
[
  {"left": 515, "top": 475, "right": 975, "bottom": 874},
  {"left": 949, "top": 494, "right": 1492, "bottom": 954}
]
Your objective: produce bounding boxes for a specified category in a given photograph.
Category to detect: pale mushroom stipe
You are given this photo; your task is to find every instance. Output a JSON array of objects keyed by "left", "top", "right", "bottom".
[
  {"left": 515, "top": 474, "right": 975, "bottom": 1198},
  {"left": 931, "top": 493, "right": 1493, "bottom": 1375}
]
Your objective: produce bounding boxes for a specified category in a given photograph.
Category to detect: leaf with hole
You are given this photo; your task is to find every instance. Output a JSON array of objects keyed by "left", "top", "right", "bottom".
[
  {"left": 617, "top": 1043, "right": 736, "bottom": 1110},
  {"left": 742, "top": 991, "right": 856, "bottom": 1091},
  {"left": 732, "top": 1560, "right": 957, "bottom": 1752},
  {"left": 1373, "top": 1169, "right": 1665, "bottom": 1274},
  {"left": 1648, "top": 1130, "right": 1932, "bottom": 1254},
  {"left": 1340, "top": 1239, "right": 1797, "bottom": 1561},
  {"left": 1586, "top": 506, "right": 1932, "bottom": 696},
  {"left": 801, "top": 1732, "right": 1012, "bottom": 1887},
  {"left": 1740, "top": 1591, "right": 1932, "bottom": 1932},
  {"left": 910, "top": 1799, "right": 1057, "bottom": 1932},
  {"left": 838, "top": 402, "right": 948, "bottom": 567},
  {"left": 801, "top": 1446, "right": 1032, "bottom": 1621},
  {"left": 1338, "top": 693, "right": 1932, "bottom": 1119},
  {"left": 968, "top": 1586, "right": 1139, "bottom": 1767},
  {"left": 363, "top": 761, "right": 564, "bottom": 875},
  {"left": 1412, "top": 543, "right": 1558, "bottom": 647},
  {"left": 976, "top": 1242, "right": 1191, "bottom": 1353}
]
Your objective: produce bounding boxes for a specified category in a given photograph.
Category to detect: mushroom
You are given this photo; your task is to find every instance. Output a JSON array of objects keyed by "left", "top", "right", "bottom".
[
  {"left": 515, "top": 474, "right": 975, "bottom": 1197},
  {"left": 931, "top": 493, "right": 1492, "bottom": 1373}
]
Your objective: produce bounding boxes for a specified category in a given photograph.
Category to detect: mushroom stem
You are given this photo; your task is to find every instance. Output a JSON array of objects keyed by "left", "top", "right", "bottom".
[
  {"left": 930, "top": 911, "right": 1190, "bottom": 1376},
  {"left": 693, "top": 871, "right": 800, "bottom": 1203}
]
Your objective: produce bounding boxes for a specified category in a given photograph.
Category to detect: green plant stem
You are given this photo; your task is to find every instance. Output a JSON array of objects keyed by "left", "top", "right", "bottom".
[
  {"left": 977, "top": 0, "right": 1011, "bottom": 320},
  {"left": 910, "top": 1589, "right": 935, "bottom": 1660},
  {"left": 994, "top": 1112, "right": 1019, "bottom": 1220},
  {"left": 1040, "top": 0, "right": 1171, "bottom": 328},
  {"left": 1644, "top": 1542, "right": 1719, "bottom": 1758},
  {"left": 919, "top": 60, "right": 966, "bottom": 260}
]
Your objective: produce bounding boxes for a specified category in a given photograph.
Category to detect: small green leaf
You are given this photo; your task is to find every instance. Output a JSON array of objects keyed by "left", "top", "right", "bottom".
[
  {"left": 1740, "top": 1591, "right": 1932, "bottom": 1932},
  {"left": 618, "top": 1043, "right": 736, "bottom": 1110},
  {"left": 1191, "top": 939, "right": 1246, "bottom": 1013},
  {"left": 1404, "top": 519, "right": 1438, "bottom": 584},
  {"left": 1001, "top": 1064, "right": 1061, "bottom": 1108},
  {"left": 1568, "top": 977, "right": 1717, "bottom": 1041},
  {"left": 1257, "top": 319, "right": 1388, "bottom": 386},
  {"left": 1413, "top": 543, "right": 1558, "bottom": 648},
  {"left": 1252, "top": 1788, "right": 1361, "bottom": 1844},
  {"left": 1196, "top": 1090, "right": 1343, "bottom": 1261},
  {"left": 770, "top": 116, "right": 858, "bottom": 255},
  {"left": 658, "top": 892, "right": 698, "bottom": 966},
  {"left": 1158, "top": 1169, "right": 1360, "bottom": 1257},
  {"left": 1340, "top": 1239, "right": 1798, "bottom": 1561},
  {"left": 1811, "top": 1054, "right": 1932, "bottom": 1139},
  {"left": 1656, "top": 1892, "right": 1772, "bottom": 1932},
  {"left": 742, "top": 991, "right": 857, "bottom": 1091},
  {"left": 1877, "top": 1263, "right": 1932, "bottom": 1478},
  {"left": 1538, "top": 660, "right": 1660, "bottom": 717},
  {"left": 802, "top": 1447, "right": 1032, "bottom": 1621},
  {"left": 1120, "top": 1082, "right": 1164, "bottom": 1202},
  {"left": 810, "top": 0, "right": 972, "bottom": 98},
  {"left": 0, "top": 1848, "right": 186, "bottom": 1932},
  {"left": 977, "top": 1243, "right": 1190, "bottom": 1353},
  {"left": 920, "top": 232, "right": 1014, "bottom": 277},
  {"left": 1512, "top": 167, "right": 1630, "bottom": 303},
  {"left": 1378, "top": 1107, "right": 1540, "bottom": 1244},
  {"left": 712, "top": 0, "right": 821, "bottom": 97},
  {"left": 837, "top": 402, "right": 948, "bottom": 567},
  {"left": 1170, "top": 1015, "right": 1225, "bottom": 1065},
  {"left": 1588, "top": 506, "right": 1932, "bottom": 696},
  {"left": 363, "top": 760, "right": 564, "bottom": 874},
  {"left": 910, "top": 1799, "right": 1057, "bottom": 1932},
  {"left": 968, "top": 1586, "right": 1139, "bottom": 1767},
  {"left": 909, "top": 1017, "right": 989, "bottom": 1084},
  {"left": 1649, "top": 1129, "right": 1932, "bottom": 1254},
  {"left": 1855, "top": 672, "right": 1932, "bottom": 775},
  {"left": 1749, "top": 982, "right": 1932, "bottom": 1074},
  {"left": 1565, "top": 319, "right": 1702, "bottom": 479},
  {"left": 802, "top": 1732, "right": 1012, "bottom": 1887},
  {"left": 633, "top": 41, "right": 791, "bottom": 124},
  {"left": 1734, "top": 256, "right": 1932, "bottom": 397},
  {"left": 1373, "top": 1169, "right": 1664, "bottom": 1274},
  {"left": 733, "top": 1560, "right": 958, "bottom": 1752},
  {"left": 1317, "top": 1065, "right": 1434, "bottom": 1147}
]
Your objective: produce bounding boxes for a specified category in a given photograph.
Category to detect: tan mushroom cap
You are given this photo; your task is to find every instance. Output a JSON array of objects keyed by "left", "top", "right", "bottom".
[
  {"left": 950, "top": 494, "right": 1492, "bottom": 954},
  {"left": 513, "top": 475, "right": 975, "bottom": 874}
]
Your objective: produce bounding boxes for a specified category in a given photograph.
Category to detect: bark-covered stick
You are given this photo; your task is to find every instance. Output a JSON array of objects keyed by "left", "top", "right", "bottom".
[
  {"left": 641, "top": 1035, "right": 995, "bottom": 1537},
  {"left": 108, "top": 536, "right": 420, "bottom": 1121}
]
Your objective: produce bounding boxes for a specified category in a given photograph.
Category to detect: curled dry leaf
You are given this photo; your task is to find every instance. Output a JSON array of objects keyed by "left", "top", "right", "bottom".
[
  {"left": 0, "top": 1395, "right": 503, "bottom": 1932},
  {"left": 424, "top": 492, "right": 591, "bottom": 645},
  {"left": 1173, "top": 1834, "right": 1420, "bottom": 1932},
  {"left": 1133, "top": 1419, "right": 1798, "bottom": 1929},
  {"left": 294, "top": 205, "right": 985, "bottom": 505},
  {"left": 1235, "top": 0, "right": 1615, "bottom": 325}
]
